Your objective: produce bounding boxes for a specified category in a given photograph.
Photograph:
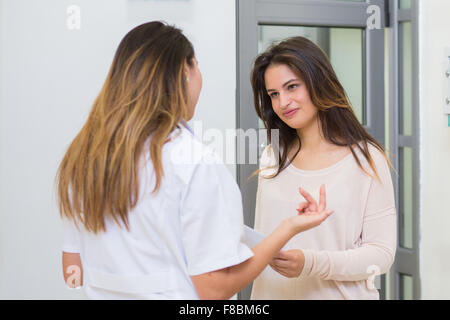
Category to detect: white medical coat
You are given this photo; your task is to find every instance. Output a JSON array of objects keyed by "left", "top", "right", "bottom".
[{"left": 61, "top": 123, "right": 254, "bottom": 299}]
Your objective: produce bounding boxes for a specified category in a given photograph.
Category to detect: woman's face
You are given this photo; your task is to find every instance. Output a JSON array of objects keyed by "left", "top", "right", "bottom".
[
  {"left": 264, "top": 63, "right": 318, "bottom": 130},
  {"left": 185, "top": 57, "right": 202, "bottom": 121}
]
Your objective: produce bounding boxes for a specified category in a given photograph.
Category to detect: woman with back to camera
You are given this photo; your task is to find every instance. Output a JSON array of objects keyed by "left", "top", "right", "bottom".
[
  {"left": 250, "top": 36, "right": 397, "bottom": 300},
  {"left": 56, "top": 22, "right": 334, "bottom": 300}
]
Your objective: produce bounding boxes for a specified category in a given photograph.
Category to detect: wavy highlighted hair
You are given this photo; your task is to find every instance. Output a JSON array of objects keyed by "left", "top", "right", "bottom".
[{"left": 56, "top": 21, "right": 195, "bottom": 233}]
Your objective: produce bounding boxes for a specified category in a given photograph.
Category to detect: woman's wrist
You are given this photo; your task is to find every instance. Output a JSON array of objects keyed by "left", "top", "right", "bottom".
[{"left": 279, "top": 218, "right": 297, "bottom": 239}]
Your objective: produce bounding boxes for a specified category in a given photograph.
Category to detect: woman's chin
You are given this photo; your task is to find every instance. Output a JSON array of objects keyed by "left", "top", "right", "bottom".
[{"left": 283, "top": 119, "right": 305, "bottom": 130}]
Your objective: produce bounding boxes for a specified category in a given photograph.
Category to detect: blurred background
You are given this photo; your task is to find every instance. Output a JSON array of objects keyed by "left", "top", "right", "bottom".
[{"left": 0, "top": 0, "right": 449, "bottom": 300}]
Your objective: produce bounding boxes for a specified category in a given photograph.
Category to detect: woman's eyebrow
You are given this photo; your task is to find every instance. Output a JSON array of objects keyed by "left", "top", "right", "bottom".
[{"left": 266, "top": 79, "right": 298, "bottom": 92}]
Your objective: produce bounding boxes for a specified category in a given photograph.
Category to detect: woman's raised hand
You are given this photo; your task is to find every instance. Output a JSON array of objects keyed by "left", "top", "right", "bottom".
[
  {"left": 285, "top": 184, "right": 333, "bottom": 234},
  {"left": 298, "top": 184, "right": 327, "bottom": 215}
]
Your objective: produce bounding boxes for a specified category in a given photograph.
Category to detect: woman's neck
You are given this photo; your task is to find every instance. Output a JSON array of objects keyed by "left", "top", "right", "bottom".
[{"left": 296, "top": 117, "right": 327, "bottom": 152}]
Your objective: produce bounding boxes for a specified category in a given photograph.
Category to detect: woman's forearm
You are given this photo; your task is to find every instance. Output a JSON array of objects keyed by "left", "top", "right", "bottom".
[
  {"left": 191, "top": 219, "right": 294, "bottom": 300},
  {"left": 224, "top": 220, "right": 294, "bottom": 296},
  {"left": 302, "top": 243, "right": 395, "bottom": 282},
  {"left": 191, "top": 201, "right": 332, "bottom": 299},
  {"left": 303, "top": 213, "right": 396, "bottom": 282}
]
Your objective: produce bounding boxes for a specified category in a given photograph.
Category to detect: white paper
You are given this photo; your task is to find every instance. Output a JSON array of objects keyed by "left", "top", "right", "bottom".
[
  {"left": 243, "top": 225, "right": 266, "bottom": 248},
  {"left": 243, "top": 225, "right": 288, "bottom": 250}
]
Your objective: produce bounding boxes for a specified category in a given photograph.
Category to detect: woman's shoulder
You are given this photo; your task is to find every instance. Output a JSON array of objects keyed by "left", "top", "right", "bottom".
[
  {"left": 259, "top": 144, "right": 279, "bottom": 177},
  {"left": 260, "top": 144, "right": 275, "bottom": 166},
  {"left": 167, "top": 125, "right": 221, "bottom": 163},
  {"left": 352, "top": 142, "right": 388, "bottom": 164},
  {"left": 162, "top": 125, "right": 225, "bottom": 183},
  {"left": 351, "top": 141, "right": 391, "bottom": 177}
]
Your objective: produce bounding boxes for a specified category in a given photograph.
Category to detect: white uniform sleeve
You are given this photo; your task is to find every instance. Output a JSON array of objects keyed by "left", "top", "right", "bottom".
[
  {"left": 61, "top": 217, "right": 82, "bottom": 253},
  {"left": 179, "top": 155, "right": 254, "bottom": 276}
]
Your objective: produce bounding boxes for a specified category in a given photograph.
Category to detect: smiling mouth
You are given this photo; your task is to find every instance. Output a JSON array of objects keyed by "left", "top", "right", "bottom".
[{"left": 283, "top": 109, "right": 299, "bottom": 118}]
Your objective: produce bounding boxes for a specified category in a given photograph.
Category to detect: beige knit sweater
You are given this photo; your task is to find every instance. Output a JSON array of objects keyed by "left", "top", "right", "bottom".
[{"left": 251, "top": 144, "right": 397, "bottom": 300}]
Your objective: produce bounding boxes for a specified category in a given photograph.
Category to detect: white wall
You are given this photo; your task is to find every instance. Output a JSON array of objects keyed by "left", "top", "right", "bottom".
[
  {"left": 0, "top": 0, "right": 236, "bottom": 299},
  {"left": 418, "top": 0, "right": 450, "bottom": 299}
]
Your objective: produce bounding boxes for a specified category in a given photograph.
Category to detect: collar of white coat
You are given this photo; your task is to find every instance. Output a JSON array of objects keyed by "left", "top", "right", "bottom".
[{"left": 180, "top": 119, "right": 194, "bottom": 135}]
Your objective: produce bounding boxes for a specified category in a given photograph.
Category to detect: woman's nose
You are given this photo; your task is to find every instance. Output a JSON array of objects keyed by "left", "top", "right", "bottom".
[{"left": 279, "top": 92, "right": 291, "bottom": 109}]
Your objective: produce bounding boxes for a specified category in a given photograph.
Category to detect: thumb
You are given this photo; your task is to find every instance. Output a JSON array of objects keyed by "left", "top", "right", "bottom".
[
  {"left": 314, "top": 210, "right": 334, "bottom": 224},
  {"left": 322, "top": 210, "right": 334, "bottom": 219},
  {"left": 296, "top": 202, "right": 309, "bottom": 214}
]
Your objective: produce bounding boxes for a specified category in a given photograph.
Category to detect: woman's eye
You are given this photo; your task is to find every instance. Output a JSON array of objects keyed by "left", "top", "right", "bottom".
[
  {"left": 270, "top": 92, "right": 279, "bottom": 98},
  {"left": 288, "top": 84, "right": 298, "bottom": 90}
]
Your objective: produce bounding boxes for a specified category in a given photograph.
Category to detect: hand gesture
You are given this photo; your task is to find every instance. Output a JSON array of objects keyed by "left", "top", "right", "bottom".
[{"left": 286, "top": 184, "right": 333, "bottom": 234}]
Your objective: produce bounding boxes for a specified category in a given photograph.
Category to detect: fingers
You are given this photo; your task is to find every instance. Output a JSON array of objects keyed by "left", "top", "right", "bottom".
[
  {"left": 296, "top": 202, "right": 308, "bottom": 214},
  {"left": 274, "top": 250, "right": 292, "bottom": 260},
  {"left": 271, "top": 252, "right": 300, "bottom": 278},
  {"left": 298, "top": 187, "right": 318, "bottom": 211},
  {"left": 272, "top": 258, "right": 291, "bottom": 269},
  {"left": 320, "top": 210, "right": 334, "bottom": 221},
  {"left": 299, "top": 185, "right": 328, "bottom": 213},
  {"left": 325, "top": 210, "right": 334, "bottom": 218},
  {"left": 318, "top": 184, "right": 326, "bottom": 212},
  {"left": 313, "top": 209, "right": 334, "bottom": 222},
  {"left": 270, "top": 264, "right": 290, "bottom": 278}
]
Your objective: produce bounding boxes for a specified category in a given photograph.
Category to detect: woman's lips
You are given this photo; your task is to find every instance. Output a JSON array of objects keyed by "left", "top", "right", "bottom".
[{"left": 283, "top": 108, "right": 299, "bottom": 118}]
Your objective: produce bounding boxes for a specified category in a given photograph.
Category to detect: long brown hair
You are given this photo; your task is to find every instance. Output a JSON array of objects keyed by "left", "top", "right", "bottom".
[
  {"left": 56, "top": 21, "right": 195, "bottom": 233},
  {"left": 251, "top": 36, "right": 389, "bottom": 179}
]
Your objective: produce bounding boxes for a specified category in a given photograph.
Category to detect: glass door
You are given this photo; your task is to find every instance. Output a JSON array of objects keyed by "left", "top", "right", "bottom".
[{"left": 237, "top": 0, "right": 387, "bottom": 299}]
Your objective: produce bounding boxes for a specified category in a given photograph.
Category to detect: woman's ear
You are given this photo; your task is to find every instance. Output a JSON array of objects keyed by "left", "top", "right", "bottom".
[{"left": 184, "top": 60, "right": 190, "bottom": 83}]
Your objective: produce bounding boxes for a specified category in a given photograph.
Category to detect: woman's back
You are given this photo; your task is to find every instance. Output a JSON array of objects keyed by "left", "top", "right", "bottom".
[{"left": 62, "top": 125, "right": 253, "bottom": 299}]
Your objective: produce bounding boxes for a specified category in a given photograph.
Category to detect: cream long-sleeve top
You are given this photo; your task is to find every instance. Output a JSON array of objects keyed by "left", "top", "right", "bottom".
[{"left": 251, "top": 143, "right": 397, "bottom": 300}]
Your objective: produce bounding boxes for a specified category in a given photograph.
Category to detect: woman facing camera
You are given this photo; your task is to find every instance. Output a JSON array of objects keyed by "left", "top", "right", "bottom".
[{"left": 250, "top": 36, "right": 397, "bottom": 300}]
